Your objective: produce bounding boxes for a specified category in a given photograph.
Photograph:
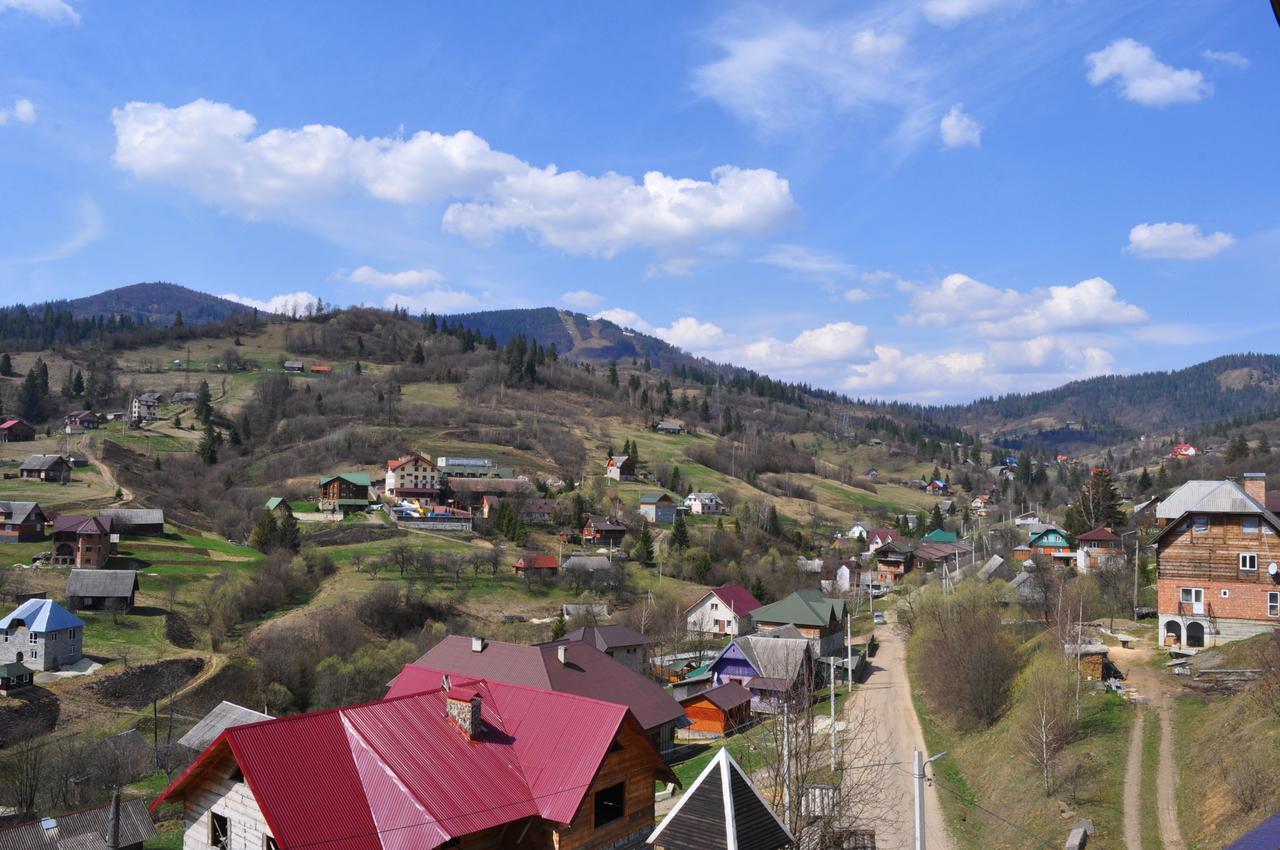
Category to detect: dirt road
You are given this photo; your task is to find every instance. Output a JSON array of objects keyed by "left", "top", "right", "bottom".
[
  {"left": 1113, "top": 642, "right": 1186, "bottom": 850},
  {"left": 849, "top": 611, "right": 954, "bottom": 850},
  {"left": 1122, "top": 708, "right": 1147, "bottom": 849}
]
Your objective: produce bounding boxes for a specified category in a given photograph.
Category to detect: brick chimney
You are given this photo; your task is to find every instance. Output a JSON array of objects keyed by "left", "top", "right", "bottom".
[
  {"left": 1243, "top": 472, "right": 1266, "bottom": 505},
  {"left": 446, "top": 688, "right": 483, "bottom": 739}
]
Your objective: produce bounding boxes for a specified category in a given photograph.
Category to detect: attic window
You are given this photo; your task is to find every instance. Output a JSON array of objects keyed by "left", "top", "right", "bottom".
[
  {"left": 1192, "top": 516, "right": 1209, "bottom": 533},
  {"left": 593, "top": 781, "right": 626, "bottom": 827},
  {"left": 1243, "top": 517, "right": 1260, "bottom": 534},
  {"left": 210, "top": 812, "right": 229, "bottom": 850}
]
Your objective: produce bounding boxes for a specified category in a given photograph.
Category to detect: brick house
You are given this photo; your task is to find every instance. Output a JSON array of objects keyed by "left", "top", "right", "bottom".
[
  {"left": 0, "top": 418, "right": 36, "bottom": 442},
  {"left": 385, "top": 453, "right": 440, "bottom": 498},
  {"left": 0, "top": 501, "right": 47, "bottom": 542},
  {"left": 0, "top": 598, "right": 84, "bottom": 672},
  {"left": 1155, "top": 473, "right": 1280, "bottom": 648},
  {"left": 19, "top": 454, "right": 72, "bottom": 483},
  {"left": 318, "top": 472, "right": 371, "bottom": 514},
  {"left": 51, "top": 515, "right": 116, "bottom": 568},
  {"left": 154, "top": 670, "right": 676, "bottom": 850}
]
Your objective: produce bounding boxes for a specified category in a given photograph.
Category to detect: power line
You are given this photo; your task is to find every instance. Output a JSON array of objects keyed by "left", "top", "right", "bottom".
[{"left": 930, "top": 776, "right": 1058, "bottom": 849}]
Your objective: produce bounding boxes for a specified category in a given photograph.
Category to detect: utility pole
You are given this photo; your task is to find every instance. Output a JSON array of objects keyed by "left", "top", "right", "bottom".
[
  {"left": 914, "top": 750, "right": 947, "bottom": 850},
  {"left": 830, "top": 655, "right": 837, "bottom": 771},
  {"left": 782, "top": 701, "right": 791, "bottom": 832},
  {"left": 846, "top": 612, "right": 853, "bottom": 690}
]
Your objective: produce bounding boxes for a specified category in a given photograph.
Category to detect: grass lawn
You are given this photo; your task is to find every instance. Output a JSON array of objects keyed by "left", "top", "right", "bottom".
[
  {"left": 80, "top": 607, "right": 175, "bottom": 662},
  {"left": 400, "top": 382, "right": 462, "bottom": 406}
]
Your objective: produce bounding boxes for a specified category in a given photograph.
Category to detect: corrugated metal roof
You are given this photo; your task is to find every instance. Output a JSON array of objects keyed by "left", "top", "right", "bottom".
[
  {"left": 553, "top": 624, "right": 655, "bottom": 651},
  {"left": 20, "top": 454, "right": 68, "bottom": 472},
  {"left": 0, "top": 501, "right": 42, "bottom": 525},
  {"left": 0, "top": 599, "right": 84, "bottom": 633},
  {"left": 681, "top": 681, "right": 752, "bottom": 712},
  {"left": 159, "top": 675, "right": 671, "bottom": 850},
  {"left": 0, "top": 798, "right": 156, "bottom": 850},
  {"left": 66, "top": 570, "right": 138, "bottom": 599},
  {"left": 177, "top": 700, "right": 272, "bottom": 751},
  {"left": 98, "top": 508, "right": 165, "bottom": 528},
  {"left": 709, "top": 586, "right": 762, "bottom": 617},
  {"left": 749, "top": 589, "right": 845, "bottom": 629},
  {"left": 52, "top": 515, "right": 111, "bottom": 535}
]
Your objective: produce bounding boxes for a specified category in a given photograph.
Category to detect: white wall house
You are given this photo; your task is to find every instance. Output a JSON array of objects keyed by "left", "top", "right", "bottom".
[
  {"left": 385, "top": 453, "right": 440, "bottom": 497},
  {"left": 684, "top": 492, "right": 726, "bottom": 515},
  {"left": 685, "top": 587, "right": 760, "bottom": 637}
]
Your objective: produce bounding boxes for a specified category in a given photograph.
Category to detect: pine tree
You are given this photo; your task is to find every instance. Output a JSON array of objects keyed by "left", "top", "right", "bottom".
[
  {"left": 411, "top": 342, "right": 425, "bottom": 365},
  {"left": 277, "top": 509, "right": 300, "bottom": 552},
  {"left": 198, "top": 423, "right": 220, "bottom": 465},
  {"left": 60, "top": 366, "right": 74, "bottom": 399},
  {"left": 72, "top": 369, "right": 84, "bottom": 397},
  {"left": 173, "top": 310, "right": 184, "bottom": 327},
  {"left": 928, "top": 504, "right": 945, "bottom": 531},
  {"left": 1227, "top": 434, "right": 1250, "bottom": 462},
  {"left": 0, "top": 353, "right": 11, "bottom": 377},
  {"left": 765, "top": 504, "right": 781, "bottom": 537},
  {"left": 671, "top": 515, "right": 690, "bottom": 549},
  {"left": 250, "top": 511, "right": 280, "bottom": 552},
  {"left": 1256, "top": 432, "right": 1271, "bottom": 456},
  {"left": 632, "top": 523, "right": 654, "bottom": 565},
  {"left": 35, "top": 358, "right": 48, "bottom": 395},
  {"left": 608, "top": 363, "right": 619, "bottom": 388},
  {"left": 699, "top": 397, "right": 711, "bottom": 422},
  {"left": 195, "top": 380, "right": 213, "bottom": 424},
  {"left": 551, "top": 611, "right": 567, "bottom": 640},
  {"left": 18, "top": 368, "right": 43, "bottom": 421}
]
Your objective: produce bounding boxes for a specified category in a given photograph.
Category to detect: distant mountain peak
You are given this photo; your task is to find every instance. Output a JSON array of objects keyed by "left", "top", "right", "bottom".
[{"left": 65, "top": 282, "right": 255, "bottom": 325}]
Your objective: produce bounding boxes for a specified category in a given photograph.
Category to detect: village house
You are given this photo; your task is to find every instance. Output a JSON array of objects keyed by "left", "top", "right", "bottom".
[
  {"left": 581, "top": 514, "right": 627, "bottom": 547},
  {"left": 309, "top": 364, "right": 333, "bottom": 374},
  {"left": 177, "top": 701, "right": 273, "bottom": 754},
  {"left": 482, "top": 495, "right": 557, "bottom": 523},
  {"left": 64, "top": 410, "right": 104, "bottom": 431},
  {"left": 1155, "top": 473, "right": 1280, "bottom": 648},
  {"left": 685, "top": 585, "right": 761, "bottom": 637},
  {"left": 749, "top": 589, "right": 847, "bottom": 657},
  {"left": 655, "top": 419, "right": 685, "bottom": 435},
  {"left": 676, "top": 681, "right": 752, "bottom": 736},
  {"left": 925, "top": 479, "right": 952, "bottom": 495},
  {"left": 263, "top": 497, "right": 289, "bottom": 515},
  {"left": 282, "top": 360, "right": 305, "bottom": 373},
  {"left": 0, "top": 598, "right": 84, "bottom": 672},
  {"left": 683, "top": 492, "right": 725, "bottom": 515},
  {"left": 130, "top": 392, "right": 163, "bottom": 421},
  {"left": 866, "top": 540, "right": 914, "bottom": 592},
  {"left": 20, "top": 453, "right": 72, "bottom": 483},
  {"left": 605, "top": 454, "right": 636, "bottom": 481},
  {"left": 639, "top": 492, "right": 677, "bottom": 525},
  {"left": 446, "top": 476, "right": 533, "bottom": 510},
  {"left": 172, "top": 391, "right": 199, "bottom": 404},
  {"left": 317, "top": 471, "right": 371, "bottom": 514},
  {"left": 0, "top": 417, "right": 36, "bottom": 442},
  {"left": 1077, "top": 526, "right": 1125, "bottom": 571},
  {"left": 561, "top": 555, "right": 613, "bottom": 576},
  {"left": 913, "top": 540, "right": 974, "bottom": 574},
  {"left": 514, "top": 553, "right": 560, "bottom": 577},
  {"left": 157, "top": 669, "right": 676, "bottom": 850},
  {"left": 51, "top": 515, "right": 116, "bottom": 568},
  {"left": 922, "top": 528, "right": 958, "bottom": 544},
  {"left": 1169, "top": 442, "right": 1199, "bottom": 460},
  {"left": 0, "top": 797, "right": 158, "bottom": 850},
  {"left": 1028, "top": 526, "right": 1073, "bottom": 560},
  {"left": 66, "top": 569, "right": 139, "bottom": 611},
  {"left": 0, "top": 500, "right": 47, "bottom": 542},
  {"left": 647, "top": 749, "right": 792, "bottom": 850},
  {"left": 99, "top": 508, "right": 166, "bottom": 536},
  {"left": 706, "top": 631, "right": 816, "bottom": 714},
  {"left": 864, "top": 526, "right": 900, "bottom": 554},
  {"left": 385, "top": 452, "right": 440, "bottom": 498},
  {"left": 550, "top": 624, "right": 656, "bottom": 675},
  {"left": 406, "top": 635, "right": 685, "bottom": 756}
]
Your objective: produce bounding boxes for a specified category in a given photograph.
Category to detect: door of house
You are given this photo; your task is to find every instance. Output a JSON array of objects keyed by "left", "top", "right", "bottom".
[{"left": 1181, "top": 587, "right": 1204, "bottom": 615}]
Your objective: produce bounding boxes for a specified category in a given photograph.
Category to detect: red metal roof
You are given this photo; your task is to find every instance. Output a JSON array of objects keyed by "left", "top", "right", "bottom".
[
  {"left": 0, "top": 419, "right": 23, "bottom": 429},
  {"left": 515, "top": 554, "right": 559, "bottom": 570},
  {"left": 1077, "top": 526, "right": 1121, "bottom": 542},
  {"left": 156, "top": 674, "right": 669, "bottom": 850},
  {"left": 710, "top": 585, "right": 761, "bottom": 616},
  {"left": 387, "top": 453, "right": 435, "bottom": 471}
]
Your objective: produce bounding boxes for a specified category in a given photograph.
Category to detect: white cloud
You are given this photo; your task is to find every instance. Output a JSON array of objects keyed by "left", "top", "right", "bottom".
[
  {"left": 382, "top": 289, "right": 479, "bottom": 314},
  {"left": 692, "top": 15, "right": 930, "bottom": 141},
  {"left": 656, "top": 317, "right": 731, "bottom": 351},
  {"left": 111, "top": 99, "right": 795, "bottom": 258},
  {"left": 1202, "top": 49, "right": 1247, "bottom": 70},
  {"left": 939, "top": 103, "right": 981, "bottom": 148},
  {"left": 340, "top": 265, "right": 444, "bottom": 288},
  {"left": 843, "top": 289, "right": 874, "bottom": 303},
  {"left": 221, "top": 291, "right": 320, "bottom": 316},
  {"left": 592, "top": 309, "right": 654, "bottom": 335},
  {"left": 0, "top": 98, "right": 37, "bottom": 126},
  {"left": 1127, "top": 221, "right": 1235, "bottom": 259},
  {"left": 922, "top": 0, "right": 1025, "bottom": 26},
  {"left": 757, "top": 244, "right": 855, "bottom": 279},
  {"left": 19, "top": 195, "right": 104, "bottom": 262},
  {"left": 739, "top": 322, "right": 870, "bottom": 368},
  {"left": 0, "top": 0, "right": 78, "bottom": 24},
  {"left": 1086, "top": 38, "right": 1209, "bottom": 106},
  {"left": 561, "top": 290, "right": 604, "bottom": 310}
]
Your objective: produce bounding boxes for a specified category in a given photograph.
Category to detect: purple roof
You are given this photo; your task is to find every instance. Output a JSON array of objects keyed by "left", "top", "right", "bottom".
[
  {"left": 52, "top": 515, "right": 112, "bottom": 535},
  {"left": 1228, "top": 814, "right": 1280, "bottom": 850}
]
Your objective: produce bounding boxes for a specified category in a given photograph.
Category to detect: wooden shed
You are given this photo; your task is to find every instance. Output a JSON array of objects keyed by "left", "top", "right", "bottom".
[{"left": 678, "top": 681, "right": 753, "bottom": 735}]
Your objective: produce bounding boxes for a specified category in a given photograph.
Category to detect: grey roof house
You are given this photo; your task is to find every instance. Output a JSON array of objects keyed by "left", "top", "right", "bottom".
[
  {"left": 0, "top": 797, "right": 157, "bottom": 850},
  {"left": 178, "top": 700, "right": 273, "bottom": 752},
  {"left": 66, "top": 570, "right": 140, "bottom": 611}
]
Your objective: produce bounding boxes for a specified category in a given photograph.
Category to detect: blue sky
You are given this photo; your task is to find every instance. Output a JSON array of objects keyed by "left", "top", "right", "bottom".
[{"left": 0, "top": 0, "right": 1275, "bottom": 402}]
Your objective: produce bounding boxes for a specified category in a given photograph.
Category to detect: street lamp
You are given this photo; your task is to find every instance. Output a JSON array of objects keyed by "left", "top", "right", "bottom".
[{"left": 914, "top": 750, "right": 948, "bottom": 850}]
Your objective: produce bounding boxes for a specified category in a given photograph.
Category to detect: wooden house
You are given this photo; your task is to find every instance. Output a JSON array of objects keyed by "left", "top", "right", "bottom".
[
  {"left": 655, "top": 419, "right": 685, "bottom": 435},
  {"left": 19, "top": 454, "right": 72, "bottom": 483},
  {"left": 0, "top": 797, "right": 158, "bottom": 850},
  {"left": 99, "top": 508, "right": 165, "bottom": 536},
  {"left": 64, "top": 410, "right": 105, "bottom": 430},
  {"left": 0, "top": 418, "right": 36, "bottom": 442},
  {"left": 318, "top": 471, "right": 371, "bottom": 514},
  {"left": 156, "top": 670, "right": 676, "bottom": 850},
  {"left": 750, "top": 589, "right": 847, "bottom": 657},
  {"left": 707, "top": 632, "right": 815, "bottom": 714},
  {"left": 0, "top": 501, "right": 47, "bottom": 542},
  {"left": 66, "top": 569, "right": 139, "bottom": 611},
  {"left": 1078, "top": 526, "right": 1124, "bottom": 570},
  {"left": 282, "top": 360, "right": 305, "bottom": 373},
  {"left": 51, "top": 515, "right": 115, "bottom": 568},
  {"left": 514, "top": 553, "right": 560, "bottom": 576},
  {"left": 639, "top": 492, "right": 676, "bottom": 525},
  {"left": 1155, "top": 473, "right": 1280, "bottom": 648},
  {"left": 677, "top": 681, "right": 752, "bottom": 735},
  {"left": 446, "top": 477, "right": 533, "bottom": 510},
  {"left": 177, "top": 701, "right": 272, "bottom": 753},
  {"left": 605, "top": 455, "right": 636, "bottom": 481},
  {"left": 1029, "top": 527, "right": 1072, "bottom": 559},
  {"left": 582, "top": 514, "right": 627, "bottom": 546}
]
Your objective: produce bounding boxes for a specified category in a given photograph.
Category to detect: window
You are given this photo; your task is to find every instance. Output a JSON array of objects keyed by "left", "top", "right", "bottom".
[
  {"left": 1240, "top": 554, "right": 1258, "bottom": 572},
  {"left": 1180, "top": 588, "right": 1203, "bottom": 604},
  {"left": 593, "top": 781, "right": 626, "bottom": 827},
  {"left": 710, "top": 602, "right": 719, "bottom": 611},
  {"left": 1221, "top": 589, "right": 1230, "bottom": 598},
  {"left": 29, "top": 632, "right": 37, "bottom": 644},
  {"left": 1192, "top": 516, "right": 1209, "bottom": 533},
  {"left": 1270, "top": 593, "right": 1279, "bottom": 618},
  {"left": 1243, "top": 517, "right": 1260, "bottom": 534},
  {"left": 209, "top": 812, "right": 229, "bottom": 850}
]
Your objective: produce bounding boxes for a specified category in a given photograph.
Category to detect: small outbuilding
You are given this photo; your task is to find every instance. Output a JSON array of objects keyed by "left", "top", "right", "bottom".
[
  {"left": 66, "top": 569, "right": 140, "bottom": 611},
  {"left": 678, "top": 681, "right": 753, "bottom": 735},
  {"left": 0, "top": 660, "right": 34, "bottom": 694}
]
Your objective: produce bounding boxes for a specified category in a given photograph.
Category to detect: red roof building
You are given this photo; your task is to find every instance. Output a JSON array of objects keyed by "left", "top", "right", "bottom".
[
  {"left": 684, "top": 586, "right": 762, "bottom": 638},
  {"left": 155, "top": 671, "right": 675, "bottom": 850},
  {"left": 514, "top": 553, "right": 560, "bottom": 574},
  {"left": 0, "top": 418, "right": 36, "bottom": 442}
]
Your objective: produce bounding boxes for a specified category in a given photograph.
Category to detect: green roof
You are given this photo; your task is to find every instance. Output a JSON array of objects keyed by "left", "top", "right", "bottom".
[
  {"left": 320, "top": 472, "right": 371, "bottom": 487},
  {"left": 922, "top": 529, "right": 958, "bottom": 543},
  {"left": 639, "top": 492, "right": 673, "bottom": 504},
  {"left": 0, "top": 661, "right": 32, "bottom": 678},
  {"left": 265, "top": 497, "right": 284, "bottom": 511},
  {"left": 750, "top": 588, "right": 846, "bottom": 629}
]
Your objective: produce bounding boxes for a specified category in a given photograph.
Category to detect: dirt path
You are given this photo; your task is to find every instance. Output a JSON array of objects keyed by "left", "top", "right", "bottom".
[
  {"left": 848, "top": 610, "right": 953, "bottom": 850},
  {"left": 82, "top": 436, "right": 132, "bottom": 504},
  {"left": 1123, "top": 708, "right": 1146, "bottom": 849},
  {"left": 1113, "top": 643, "right": 1186, "bottom": 850}
]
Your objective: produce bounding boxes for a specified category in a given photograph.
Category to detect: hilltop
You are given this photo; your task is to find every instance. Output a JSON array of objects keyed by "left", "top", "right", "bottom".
[{"left": 64, "top": 282, "right": 255, "bottom": 325}]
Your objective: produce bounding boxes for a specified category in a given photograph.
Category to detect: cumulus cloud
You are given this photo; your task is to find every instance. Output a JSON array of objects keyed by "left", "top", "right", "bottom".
[
  {"left": 1086, "top": 39, "right": 1209, "bottom": 106},
  {"left": 1127, "top": 222, "right": 1235, "bottom": 259},
  {"left": 592, "top": 308, "right": 653, "bottom": 334},
  {"left": 843, "top": 289, "right": 874, "bottom": 303},
  {"left": 0, "top": 98, "right": 37, "bottom": 126},
  {"left": 221, "top": 291, "right": 320, "bottom": 316},
  {"left": 922, "top": 0, "right": 1025, "bottom": 26},
  {"left": 1201, "top": 49, "right": 1247, "bottom": 69},
  {"left": 757, "top": 244, "right": 855, "bottom": 279},
  {"left": 111, "top": 99, "right": 795, "bottom": 258},
  {"left": 0, "top": 0, "right": 78, "bottom": 23},
  {"left": 561, "top": 290, "right": 604, "bottom": 310},
  {"left": 657, "top": 317, "right": 732, "bottom": 350},
  {"left": 338, "top": 266, "right": 444, "bottom": 288},
  {"left": 939, "top": 103, "right": 981, "bottom": 148}
]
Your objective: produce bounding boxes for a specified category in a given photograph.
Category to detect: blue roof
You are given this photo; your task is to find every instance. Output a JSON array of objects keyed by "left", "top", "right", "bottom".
[
  {"left": 1229, "top": 813, "right": 1280, "bottom": 849},
  {"left": 0, "top": 599, "right": 84, "bottom": 633}
]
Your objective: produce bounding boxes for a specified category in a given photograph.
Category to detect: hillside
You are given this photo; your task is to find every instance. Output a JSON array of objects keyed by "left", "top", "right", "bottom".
[
  {"left": 65, "top": 282, "right": 255, "bottom": 325},
  {"left": 929, "top": 354, "right": 1280, "bottom": 451}
]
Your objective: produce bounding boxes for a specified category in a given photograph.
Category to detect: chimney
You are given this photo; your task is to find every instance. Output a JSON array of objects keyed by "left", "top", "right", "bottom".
[
  {"left": 557, "top": 644, "right": 568, "bottom": 665},
  {"left": 471, "top": 636, "right": 485, "bottom": 653},
  {"left": 1244, "top": 472, "right": 1266, "bottom": 505},
  {"left": 446, "top": 689, "right": 483, "bottom": 739}
]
